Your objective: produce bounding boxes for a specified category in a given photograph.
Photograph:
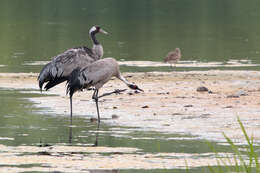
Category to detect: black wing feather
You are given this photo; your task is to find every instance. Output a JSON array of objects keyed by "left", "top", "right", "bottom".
[
  {"left": 66, "top": 67, "right": 93, "bottom": 97},
  {"left": 38, "top": 47, "right": 96, "bottom": 91}
]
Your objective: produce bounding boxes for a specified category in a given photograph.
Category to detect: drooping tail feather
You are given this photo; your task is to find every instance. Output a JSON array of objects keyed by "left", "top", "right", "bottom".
[
  {"left": 44, "top": 78, "right": 66, "bottom": 91},
  {"left": 38, "top": 62, "right": 66, "bottom": 91},
  {"left": 38, "top": 62, "right": 52, "bottom": 91}
]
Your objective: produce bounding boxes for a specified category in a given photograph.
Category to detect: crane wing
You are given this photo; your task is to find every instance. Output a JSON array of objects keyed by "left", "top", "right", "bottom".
[{"left": 38, "top": 47, "right": 97, "bottom": 91}]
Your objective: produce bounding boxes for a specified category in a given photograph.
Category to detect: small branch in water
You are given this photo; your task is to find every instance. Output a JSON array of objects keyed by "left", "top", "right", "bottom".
[{"left": 98, "top": 89, "right": 127, "bottom": 99}]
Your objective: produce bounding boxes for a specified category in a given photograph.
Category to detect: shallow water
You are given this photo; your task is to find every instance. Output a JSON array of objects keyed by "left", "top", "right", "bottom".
[
  {"left": 1, "top": 0, "right": 260, "bottom": 72},
  {"left": 0, "top": 88, "right": 259, "bottom": 172}
]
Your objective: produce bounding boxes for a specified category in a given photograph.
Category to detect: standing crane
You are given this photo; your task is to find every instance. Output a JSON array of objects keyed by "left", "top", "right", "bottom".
[
  {"left": 67, "top": 58, "right": 143, "bottom": 123},
  {"left": 38, "top": 25, "right": 108, "bottom": 91}
]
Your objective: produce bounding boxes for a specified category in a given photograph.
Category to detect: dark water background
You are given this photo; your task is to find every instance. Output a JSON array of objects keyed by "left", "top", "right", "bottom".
[{"left": 0, "top": 0, "right": 260, "bottom": 72}]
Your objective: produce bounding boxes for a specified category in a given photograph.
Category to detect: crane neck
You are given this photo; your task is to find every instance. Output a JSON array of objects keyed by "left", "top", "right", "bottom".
[
  {"left": 90, "top": 31, "right": 104, "bottom": 58},
  {"left": 117, "top": 74, "right": 131, "bottom": 86},
  {"left": 90, "top": 32, "right": 100, "bottom": 45},
  {"left": 92, "top": 44, "right": 104, "bottom": 59}
]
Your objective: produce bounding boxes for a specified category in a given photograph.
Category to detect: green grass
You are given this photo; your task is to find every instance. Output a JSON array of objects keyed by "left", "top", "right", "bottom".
[{"left": 207, "top": 117, "right": 260, "bottom": 173}]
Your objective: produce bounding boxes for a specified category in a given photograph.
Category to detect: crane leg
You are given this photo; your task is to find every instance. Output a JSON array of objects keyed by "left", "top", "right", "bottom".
[
  {"left": 69, "top": 126, "right": 72, "bottom": 144},
  {"left": 92, "top": 89, "right": 101, "bottom": 123},
  {"left": 93, "top": 121, "right": 100, "bottom": 146},
  {"left": 70, "top": 96, "right": 73, "bottom": 126}
]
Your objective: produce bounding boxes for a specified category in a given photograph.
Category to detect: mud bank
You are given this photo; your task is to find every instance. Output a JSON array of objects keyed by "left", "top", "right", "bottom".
[
  {"left": 0, "top": 70, "right": 260, "bottom": 172},
  {"left": 0, "top": 144, "right": 234, "bottom": 172},
  {"left": 0, "top": 71, "right": 260, "bottom": 143}
]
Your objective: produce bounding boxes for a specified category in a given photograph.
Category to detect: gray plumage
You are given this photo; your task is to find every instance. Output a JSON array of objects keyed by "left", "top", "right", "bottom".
[
  {"left": 67, "top": 58, "right": 120, "bottom": 96},
  {"left": 164, "top": 48, "right": 181, "bottom": 67},
  {"left": 38, "top": 26, "right": 108, "bottom": 91},
  {"left": 67, "top": 58, "right": 143, "bottom": 123}
]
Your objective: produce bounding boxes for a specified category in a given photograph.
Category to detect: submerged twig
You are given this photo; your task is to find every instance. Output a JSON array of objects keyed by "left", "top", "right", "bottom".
[{"left": 98, "top": 89, "right": 127, "bottom": 99}]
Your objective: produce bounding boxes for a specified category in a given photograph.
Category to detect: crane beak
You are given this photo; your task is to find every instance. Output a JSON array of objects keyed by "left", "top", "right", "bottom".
[
  {"left": 100, "top": 29, "right": 109, "bottom": 35},
  {"left": 136, "top": 86, "right": 144, "bottom": 92}
]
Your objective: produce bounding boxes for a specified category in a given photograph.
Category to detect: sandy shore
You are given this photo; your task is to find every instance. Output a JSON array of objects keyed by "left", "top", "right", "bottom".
[{"left": 0, "top": 70, "right": 260, "bottom": 143}]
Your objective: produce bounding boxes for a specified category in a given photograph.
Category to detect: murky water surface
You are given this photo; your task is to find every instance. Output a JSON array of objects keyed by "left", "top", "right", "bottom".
[{"left": 1, "top": 0, "right": 260, "bottom": 72}]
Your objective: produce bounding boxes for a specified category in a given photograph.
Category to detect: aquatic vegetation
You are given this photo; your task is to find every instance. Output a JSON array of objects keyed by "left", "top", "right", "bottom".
[{"left": 207, "top": 117, "right": 260, "bottom": 173}]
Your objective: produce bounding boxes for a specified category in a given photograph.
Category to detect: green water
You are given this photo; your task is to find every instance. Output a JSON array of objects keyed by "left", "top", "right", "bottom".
[{"left": 0, "top": 0, "right": 260, "bottom": 72}]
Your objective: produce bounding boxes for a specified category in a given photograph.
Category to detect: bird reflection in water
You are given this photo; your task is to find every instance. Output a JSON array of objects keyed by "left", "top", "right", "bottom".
[{"left": 68, "top": 121, "right": 100, "bottom": 146}]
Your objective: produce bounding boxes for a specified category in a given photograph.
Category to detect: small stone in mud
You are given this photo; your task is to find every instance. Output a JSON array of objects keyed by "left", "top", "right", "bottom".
[
  {"left": 184, "top": 104, "right": 193, "bottom": 107},
  {"left": 172, "top": 113, "right": 183, "bottom": 116},
  {"left": 163, "top": 124, "right": 170, "bottom": 126},
  {"left": 142, "top": 105, "right": 149, "bottom": 108},
  {"left": 112, "top": 114, "right": 119, "bottom": 119},
  {"left": 227, "top": 95, "right": 240, "bottom": 98},
  {"left": 37, "top": 151, "right": 52, "bottom": 155},
  {"left": 236, "top": 90, "right": 248, "bottom": 96},
  {"left": 38, "top": 141, "right": 52, "bottom": 147},
  {"left": 157, "top": 92, "right": 170, "bottom": 95},
  {"left": 176, "top": 96, "right": 187, "bottom": 99},
  {"left": 197, "top": 86, "right": 209, "bottom": 92},
  {"left": 90, "top": 117, "right": 98, "bottom": 122},
  {"left": 199, "top": 114, "right": 211, "bottom": 118},
  {"left": 224, "top": 105, "right": 233, "bottom": 108},
  {"left": 227, "top": 90, "right": 248, "bottom": 98}
]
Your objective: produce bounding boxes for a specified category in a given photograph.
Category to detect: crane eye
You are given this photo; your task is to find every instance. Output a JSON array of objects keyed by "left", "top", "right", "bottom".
[{"left": 95, "top": 26, "right": 100, "bottom": 31}]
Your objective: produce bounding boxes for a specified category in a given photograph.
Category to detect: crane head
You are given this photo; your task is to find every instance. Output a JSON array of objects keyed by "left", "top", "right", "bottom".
[
  {"left": 89, "top": 26, "right": 109, "bottom": 35},
  {"left": 128, "top": 84, "right": 144, "bottom": 92}
]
